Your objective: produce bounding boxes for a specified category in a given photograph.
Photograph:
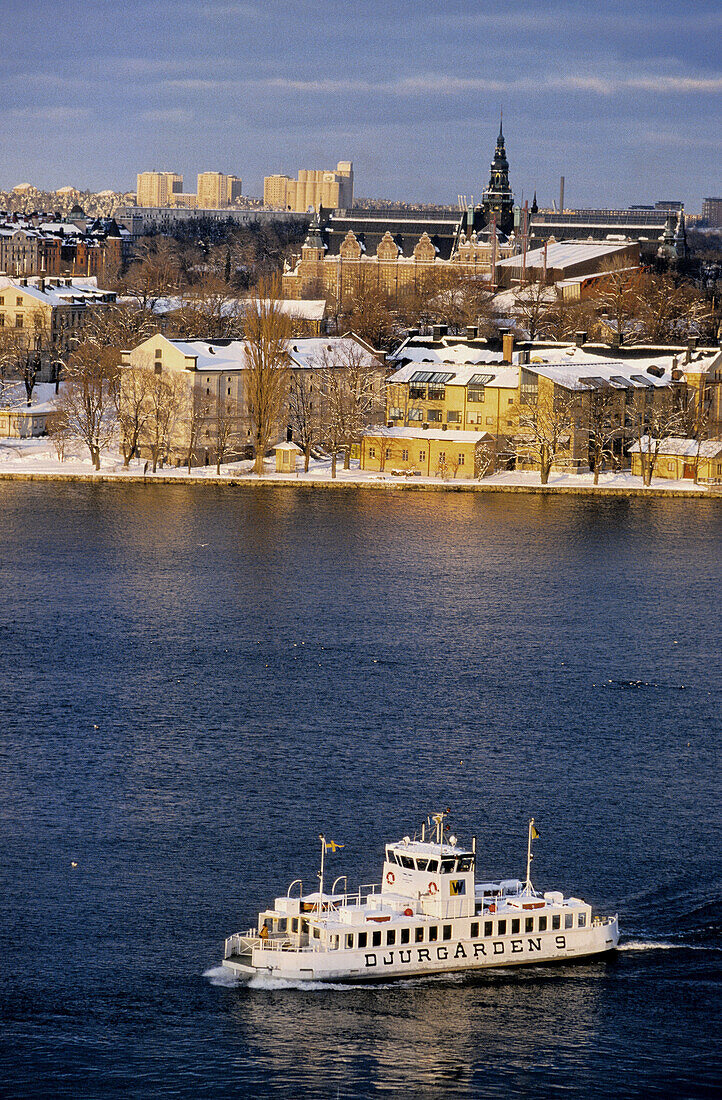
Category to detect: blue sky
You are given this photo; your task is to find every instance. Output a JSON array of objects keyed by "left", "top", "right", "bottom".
[{"left": 1, "top": 0, "right": 720, "bottom": 210}]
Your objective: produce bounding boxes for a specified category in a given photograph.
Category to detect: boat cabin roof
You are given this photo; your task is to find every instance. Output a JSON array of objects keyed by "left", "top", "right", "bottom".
[{"left": 387, "top": 840, "right": 473, "bottom": 859}]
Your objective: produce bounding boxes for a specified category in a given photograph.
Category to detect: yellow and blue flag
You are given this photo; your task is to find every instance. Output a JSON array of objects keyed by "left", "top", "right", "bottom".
[{"left": 324, "top": 839, "right": 344, "bottom": 853}]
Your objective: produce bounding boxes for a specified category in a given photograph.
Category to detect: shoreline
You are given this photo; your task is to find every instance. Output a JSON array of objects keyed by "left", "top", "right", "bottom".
[{"left": 0, "top": 468, "right": 717, "bottom": 499}]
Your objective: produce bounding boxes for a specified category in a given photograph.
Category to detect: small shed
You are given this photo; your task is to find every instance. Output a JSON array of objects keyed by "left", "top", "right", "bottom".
[
  {"left": 273, "top": 440, "right": 302, "bottom": 473},
  {"left": 0, "top": 406, "right": 50, "bottom": 438}
]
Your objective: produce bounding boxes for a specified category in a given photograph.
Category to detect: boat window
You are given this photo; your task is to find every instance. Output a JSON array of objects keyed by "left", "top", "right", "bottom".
[
  {"left": 443, "top": 924, "right": 452, "bottom": 941},
  {"left": 415, "top": 858, "right": 429, "bottom": 871},
  {"left": 399, "top": 855, "right": 415, "bottom": 870},
  {"left": 358, "top": 932, "right": 367, "bottom": 948},
  {"left": 415, "top": 927, "right": 424, "bottom": 943},
  {"left": 497, "top": 920, "right": 507, "bottom": 936},
  {"left": 312, "top": 927, "right": 320, "bottom": 939},
  {"left": 278, "top": 918, "right": 287, "bottom": 932},
  {"left": 578, "top": 913, "right": 586, "bottom": 928},
  {"left": 457, "top": 857, "right": 473, "bottom": 872},
  {"left": 552, "top": 914, "right": 560, "bottom": 931},
  {"left": 511, "top": 918, "right": 520, "bottom": 934},
  {"left": 526, "top": 917, "right": 534, "bottom": 933},
  {"left": 346, "top": 934, "right": 354, "bottom": 949},
  {"left": 329, "top": 935, "right": 339, "bottom": 950},
  {"left": 386, "top": 929, "right": 396, "bottom": 946},
  {"left": 301, "top": 919, "right": 309, "bottom": 934},
  {"left": 539, "top": 916, "right": 547, "bottom": 932},
  {"left": 372, "top": 931, "right": 382, "bottom": 947},
  {"left": 440, "top": 859, "right": 455, "bottom": 874},
  {"left": 401, "top": 928, "right": 410, "bottom": 944},
  {"left": 291, "top": 918, "right": 298, "bottom": 933},
  {"left": 471, "top": 922, "right": 479, "bottom": 938},
  {"left": 429, "top": 926, "right": 438, "bottom": 942},
  {"left": 565, "top": 913, "right": 574, "bottom": 929},
  {"left": 484, "top": 921, "right": 493, "bottom": 937},
  {"left": 386, "top": 849, "right": 398, "bottom": 865},
  {"left": 426, "top": 859, "right": 439, "bottom": 872}
]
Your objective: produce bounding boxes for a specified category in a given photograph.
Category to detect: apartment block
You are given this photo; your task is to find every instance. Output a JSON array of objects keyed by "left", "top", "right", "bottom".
[
  {"left": 264, "top": 161, "right": 353, "bottom": 212},
  {"left": 136, "top": 172, "right": 186, "bottom": 208},
  {"left": 197, "top": 172, "right": 243, "bottom": 209}
]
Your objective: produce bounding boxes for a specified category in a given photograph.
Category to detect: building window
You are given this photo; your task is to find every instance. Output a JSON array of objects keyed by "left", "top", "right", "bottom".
[
  {"left": 427, "top": 383, "right": 445, "bottom": 400},
  {"left": 467, "top": 386, "right": 485, "bottom": 402},
  {"left": 667, "top": 462, "right": 674, "bottom": 471},
  {"left": 419, "top": 449, "right": 426, "bottom": 460},
  {"left": 16, "top": 296, "right": 22, "bottom": 305},
  {"left": 427, "top": 409, "right": 442, "bottom": 422},
  {"left": 508, "top": 397, "right": 514, "bottom": 404},
  {"left": 155, "top": 349, "right": 162, "bottom": 358},
  {"left": 458, "top": 454, "right": 464, "bottom": 465},
  {"left": 447, "top": 410, "right": 461, "bottom": 423},
  {"left": 155, "top": 364, "right": 162, "bottom": 375},
  {"left": 368, "top": 447, "right": 375, "bottom": 458},
  {"left": 409, "top": 384, "right": 426, "bottom": 400},
  {"left": 0, "top": 315, "right": 4, "bottom": 327},
  {"left": 346, "top": 934, "right": 354, "bottom": 949},
  {"left": 407, "top": 408, "right": 423, "bottom": 421},
  {"left": 389, "top": 406, "right": 403, "bottom": 419},
  {"left": 385, "top": 448, "right": 391, "bottom": 459},
  {"left": 402, "top": 449, "right": 409, "bottom": 461},
  {"left": 428, "top": 926, "right": 438, "bottom": 942},
  {"left": 15, "top": 315, "right": 23, "bottom": 327},
  {"left": 438, "top": 451, "right": 445, "bottom": 463}
]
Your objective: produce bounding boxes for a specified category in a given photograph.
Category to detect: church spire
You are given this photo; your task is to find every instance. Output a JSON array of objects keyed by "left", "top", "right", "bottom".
[{"left": 499, "top": 108, "right": 503, "bottom": 140}]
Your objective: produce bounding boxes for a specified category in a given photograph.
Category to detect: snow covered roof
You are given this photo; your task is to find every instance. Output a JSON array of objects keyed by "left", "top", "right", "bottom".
[
  {"left": 363, "top": 426, "right": 494, "bottom": 443},
  {"left": 496, "top": 240, "right": 636, "bottom": 270},
  {"left": 157, "top": 335, "right": 379, "bottom": 373},
  {"left": 389, "top": 343, "right": 503, "bottom": 367},
  {"left": 388, "top": 361, "right": 518, "bottom": 388},
  {"left": 628, "top": 436, "right": 722, "bottom": 458},
  {"left": 136, "top": 296, "right": 326, "bottom": 321},
  {"left": 0, "top": 275, "right": 113, "bottom": 306},
  {"left": 524, "top": 359, "right": 672, "bottom": 390}
]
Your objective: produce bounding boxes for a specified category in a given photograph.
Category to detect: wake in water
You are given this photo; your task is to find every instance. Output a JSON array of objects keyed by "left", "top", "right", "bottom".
[
  {"left": 203, "top": 963, "right": 466, "bottom": 992},
  {"left": 203, "top": 965, "right": 242, "bottom": 987},
  {"left": 617, "top": 939, "right": 718, "bottom": 952}
]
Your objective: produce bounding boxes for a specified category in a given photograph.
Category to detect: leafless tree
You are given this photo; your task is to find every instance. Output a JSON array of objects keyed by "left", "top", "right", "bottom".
[
  {"left": 585, "top": 383, "right": 624, "bottom": 484},
  {"left": 144, "top": 368, "right": 184, "bottom": 472},
  {"left": 510, "top": 280, "right": 559, "bottom": 340},
  {"left": 116, "top": 361, "right": 154, "bottom": 467},
  {"left": 634, "top": 271, "right": 712, "bottom": 344},
  {"left": 340, "top": 274, "right": 395, "bottom": 349},
  {"left": 513, "top": 385, "right": 577, "bottom": 484},
  {"left": 120, "top": 237, "right": 185, "bottom": 310},
  {"left": 287, "top": 370, "right": 320, "bottom": 471},
  {"left": 315, "top": 342, "right": 383, "bottom": 476},
  {"left": 183, "top": 385, "right": 215, "bottom": 472},
  {"left": 587, "top": 260, "right": 642, "bottom": 344},
  {"left": 45, "top": 409, "right": 73, "bottom": 462},
  {"left": 0, "top": 308, "right": 52, "bottom": 405},
  {"left": 243, "top": 278, "right": 292, "bottom": 474},
  {"left": 56, "top": 343, "right": 116, "bottom": 469},
  {"left": 626, "top": 388, "right": 686, "bottom": 485},
  {"left": 210, "top": 393, "right": 243, "bottom": 474}
]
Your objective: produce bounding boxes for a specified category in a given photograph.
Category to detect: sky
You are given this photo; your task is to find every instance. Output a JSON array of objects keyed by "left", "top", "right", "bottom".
[{"left": 1, "top": 0, "right": 720, "bottom": 211}]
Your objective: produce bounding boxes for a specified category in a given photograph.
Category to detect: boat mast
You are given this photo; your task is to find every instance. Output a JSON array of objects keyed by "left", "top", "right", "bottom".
[
  {"left": 525, "top": 818, "right": 535, "bottom": 892},
  {"left": 318, "top": 834, "right": 325, "bottom": 909}
]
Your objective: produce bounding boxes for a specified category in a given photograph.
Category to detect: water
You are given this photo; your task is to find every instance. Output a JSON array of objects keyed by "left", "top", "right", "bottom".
[{"left": 0, "top": 484, "right": 720, "bottom": 1098}]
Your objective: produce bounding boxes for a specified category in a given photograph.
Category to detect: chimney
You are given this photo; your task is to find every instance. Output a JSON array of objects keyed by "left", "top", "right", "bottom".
[
  {"left": 431, "top": 324, "right": 448, "bottom": 341},
  {"left": 466, "top": 325, "right": 478, "bottom": 340},
  {"left": 502, "top": 331, "right": 515, "bottom": 363},
  {"left": 286, "top": 425, "right": 293, "bottom": 443},
  {"left": 38, "top": 277, "right": 45, "bottom": 293},
  {"left": 575, "top": 330, "right": 587, "bottom": 347}
]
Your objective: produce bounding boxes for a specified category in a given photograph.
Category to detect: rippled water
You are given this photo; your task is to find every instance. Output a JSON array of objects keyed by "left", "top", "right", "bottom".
[{"left": 0, "top": 484, "right": 720, "bottom": 1097}]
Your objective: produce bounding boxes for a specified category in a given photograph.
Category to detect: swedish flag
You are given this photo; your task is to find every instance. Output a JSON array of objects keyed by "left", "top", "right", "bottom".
[
  {"left": 531, "top": 825, "right": 540, "bottom": 840},
  {"left": 324, "top": 839, "right": 344, "bottom": 853}
]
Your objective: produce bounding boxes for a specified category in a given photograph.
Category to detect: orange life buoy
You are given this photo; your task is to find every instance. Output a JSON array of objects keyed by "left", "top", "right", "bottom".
[
  {"left": 404, "top": 907, "right": 413, "bottom": 916},
  {"left": 488, "top": 903, "right": 496, "bottom": 913},
  {"left": 428, "top": 882, "right": 438, "bottom": 895},
  {"left": 386, "top": 870, "right": 395, "bottom": 885}
]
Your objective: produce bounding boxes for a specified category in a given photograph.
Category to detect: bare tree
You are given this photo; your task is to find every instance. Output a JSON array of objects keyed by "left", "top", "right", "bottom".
[
  {"left": 120, "top": 237, "right": 185, "bottom": 310},
  {"left": 287, "top": 370, "right": 320, "bottom": 471},
  {"left": 0, "top": 308, "right": 52, "bottom": 405},
  {"left": 315, "top": 342, "right": 383, "bottom": 476},
  {"left": 144, "top": 369, "right": 184, "bottom": 472},
  {"left": 56, "top": 343, "right": 116, "bottom": 469},
  {"left": 340, "top": 274, "right": 395, "bottom": 349},
  {"left": 634, "top": 272, "right": 712, "bottom": 344},
  {"left": 587, "top": 260, "right": 642, "bottom": 344},
  {"left": 585, "top": 383, "right": 624, "bottom": 484},
  {"left": 209, "top": 393, "right": 243, "bottom": 474},
  {"left": 510, "top": 280, "right": 559, "bottom": 340},
  {"left": 626, "top": 387, "right": 686, "bottom": 485},
  {"left": 45, "top": 409, "right": 73, "bottom": 462},
  {"left": 513, "top": 384, "right": 577, "bottom": 484},
  {"left": 116, "top": 362, "right": 154, "bottom": 467},
  {"left": 183, "top": 385, "right": 215, "bottom": 472},
  {"left": 243, "top": 278, "right": 292, "bottom": 474}
]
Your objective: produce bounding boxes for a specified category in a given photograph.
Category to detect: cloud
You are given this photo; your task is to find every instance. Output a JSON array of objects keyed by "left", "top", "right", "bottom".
[{"left": 7, "top": 107, "right": 91, "bottom": 122}]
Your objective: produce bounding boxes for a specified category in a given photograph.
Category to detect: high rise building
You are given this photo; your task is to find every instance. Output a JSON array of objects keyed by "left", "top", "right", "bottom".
[
  {"left": 702, "top": 197, "right": 722, "bottom": 227},
  {"left": 264, "top": 161, "right": 353, "bottom": 212},
  {"left": 197, "top": 172, "right": 243, "bottom": 209},
  {"left": 136, "top": 172, "right": 185, "bottom": 207}
]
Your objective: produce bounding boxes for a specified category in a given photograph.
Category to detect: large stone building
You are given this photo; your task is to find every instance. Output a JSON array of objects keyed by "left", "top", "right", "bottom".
[
  {"left": 0, "top": 213, "right": 126, "bottom": 278},
  {"left": 282, "top": 126, "right": 521, "bottom": 301},
  {"left": 264, "top": 162, "right": 354, "bottom": 213},
  {"left": 702, "top": 198, "right": 722, "bottom": 228},
  {"left": 136, "top": 172, "right": 185, "bottom": 207}
]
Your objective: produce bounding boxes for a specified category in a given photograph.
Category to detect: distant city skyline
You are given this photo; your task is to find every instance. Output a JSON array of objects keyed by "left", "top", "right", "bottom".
[{"left": 1, "top": 0, "right": 719, "bottom": 211}]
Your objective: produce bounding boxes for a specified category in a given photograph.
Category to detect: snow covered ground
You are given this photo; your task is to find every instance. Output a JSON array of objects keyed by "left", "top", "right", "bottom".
[{"left": 0, "top": 436, "right": 713, "bottom": 493}]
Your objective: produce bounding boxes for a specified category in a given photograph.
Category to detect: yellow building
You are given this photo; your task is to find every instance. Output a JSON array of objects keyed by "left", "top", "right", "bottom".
[
  {"left": 360, "top": 427, "right": 494, "bottom": 477},
  {"left": 629, "top": 438, "right": 722, "bottom": 481},
  {"left": 264, "top": 161, "right": 353, "bottom": 212},
  {"left": 197, "top": 172, "right": 242, "bottom": 209},
  {"left": 136, "top": 172, "right": 186, "bottom": 207}
]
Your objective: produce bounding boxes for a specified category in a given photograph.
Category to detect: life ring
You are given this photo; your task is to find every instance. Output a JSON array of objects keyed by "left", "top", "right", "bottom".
[
  {"left": 386, "top": 870, "right": 395, "bottom": 885},
  {"left": 488, "top": 903, "right": 496, "bottom": 913},
  {"left": 428, "top": 882, "right": 438, "bottom": 895},
  {"left": 404, "top": 907, "right": 413, "bottom": 917}
]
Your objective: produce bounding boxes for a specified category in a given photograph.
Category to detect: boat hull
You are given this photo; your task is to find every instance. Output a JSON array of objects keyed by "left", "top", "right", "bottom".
[{"left": 223, "top": 916, "right": 619, "bottom": 983}]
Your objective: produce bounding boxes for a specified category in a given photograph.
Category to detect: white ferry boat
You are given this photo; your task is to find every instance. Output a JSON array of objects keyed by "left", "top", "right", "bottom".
[{"left": 222, "top": 814, "right": 619, "bottom": 983}]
